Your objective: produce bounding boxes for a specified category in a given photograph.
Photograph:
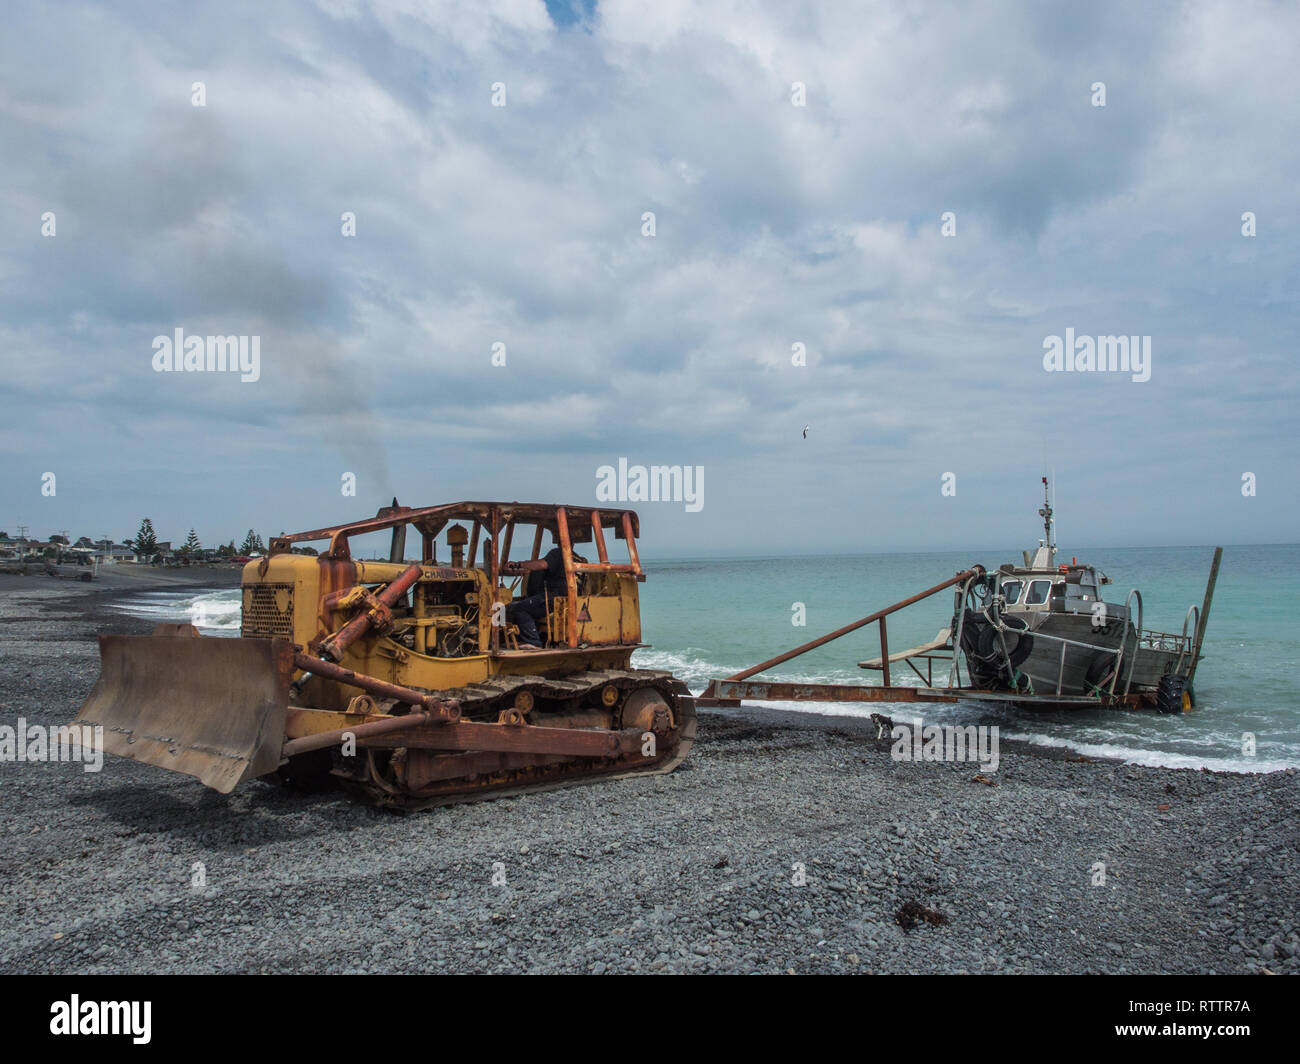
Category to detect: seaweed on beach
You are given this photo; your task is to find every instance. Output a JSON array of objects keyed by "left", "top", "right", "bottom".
[{"left": 895, "top": 900, "right": 948, "bottom": 931}]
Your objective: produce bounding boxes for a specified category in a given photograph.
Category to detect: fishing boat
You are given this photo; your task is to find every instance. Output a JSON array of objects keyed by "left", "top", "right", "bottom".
[
  {"left": 953, "top": 478, "right": 1209, "bottom": 712},
  {"left": 700, "top": 477, "right": 1219, "bottom": 714}
]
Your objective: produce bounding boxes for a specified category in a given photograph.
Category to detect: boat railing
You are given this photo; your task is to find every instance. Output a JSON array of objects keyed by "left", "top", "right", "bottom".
[
  {"left": 1170, "top": 605, "right": 1199, "bottom": 674},
  {"left": 1108, "top": 589, "right": 1143, "bottom": 699},
  {"left": 1135, "top": 605, "right": 1198, "bottom": 663},
  {"left": 986, "top": 607, "right": 1127, "bottom": 696},
  {"left": 987, "top": 590, "right": 1200, "bottom": 698},
  {"left": 986, "top": 587, "right": 1147, "bottom": 698},
  {"left": 1139, "top": 631, "right": 1190, "bottom": 650}
]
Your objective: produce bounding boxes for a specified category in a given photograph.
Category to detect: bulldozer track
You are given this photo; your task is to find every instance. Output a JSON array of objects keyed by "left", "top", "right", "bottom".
[{"left": 331, "top": 669, "right": 697, "bottom": 810}]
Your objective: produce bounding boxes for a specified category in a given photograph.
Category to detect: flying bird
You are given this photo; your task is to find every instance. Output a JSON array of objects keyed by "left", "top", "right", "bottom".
[{"left": 802, "top": 425, "right": 809, "bottom": 439}]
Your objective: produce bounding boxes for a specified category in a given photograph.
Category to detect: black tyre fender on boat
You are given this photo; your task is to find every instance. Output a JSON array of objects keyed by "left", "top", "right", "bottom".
[
  {"left": 975, "top": 623, "right": 999, "bottom": 659},
  {"left": 977, "top": 615, "right": 1033, "bottom": 665},
  {"left": 1156, "top": 673, "right": 1193, "bottom": 714},
  {"left": 1002, "top": 615, "right": 1033, "bottom": 667},
  {"left": 969, "top": 616, "right": 1033, "bottom": 687}
]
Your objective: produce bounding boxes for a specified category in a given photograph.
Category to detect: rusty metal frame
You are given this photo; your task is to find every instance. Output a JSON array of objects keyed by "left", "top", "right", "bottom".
[
  {"left": 270, "top": 502, "right": 649, "bottom": 653},
  {"left": 468, "top": 520, "right": 481, "bottom": 573},
  {"left": 724, "top": 569, "right": 981, "bottom": 683},
  {"left": 557, "top": 507, "right": 578, "bottom": 647},
  {"left": 488, "top": 509, "right": 501, "bottom": 652},
  {"left": 282, "top": 706, "right": 647, "bottom": 761},
  {"left": 271, "top": 502, "right": 642, "bottom": 551},
  {"left": 699, "top": 568, "right": 983, "bottom": 706},
  {"left": 357, "top": 721, "right": 642, "bottom": 757},
  {"left": 501, "top": 518, "right": 515, "bottom": 569},
  {"left": 705, "top": 678, "right": 1142, "bottom": 710}
]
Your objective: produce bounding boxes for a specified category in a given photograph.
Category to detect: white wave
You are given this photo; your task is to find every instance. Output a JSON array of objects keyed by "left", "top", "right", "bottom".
[
  {"left": 1000, "top": 730, "right": 1298, "bottom": 774},
  {"left": 111, "top": 589, "right": 242, "bottom": 633},
  {"left": 744, "top": 699, "right": 890, "bottom": 720},
  {"left": 631, "top": 647, "right": 734, "bottom": 687}
]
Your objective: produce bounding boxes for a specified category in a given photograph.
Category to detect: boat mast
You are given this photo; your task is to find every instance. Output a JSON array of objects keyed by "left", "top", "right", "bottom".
[{"left": 1038, "top": 476, "right": 1055, "bottom": 551}]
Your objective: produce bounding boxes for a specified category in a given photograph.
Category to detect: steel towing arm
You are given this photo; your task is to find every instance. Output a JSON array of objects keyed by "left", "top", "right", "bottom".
[{"left": 699, "top": 568, "right": 981, "bottom": 705}]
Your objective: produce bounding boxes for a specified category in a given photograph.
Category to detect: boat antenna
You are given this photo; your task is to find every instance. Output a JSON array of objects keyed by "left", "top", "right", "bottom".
[{"left": 1039, "top": 475, "right": 1055, "bottom": 550}]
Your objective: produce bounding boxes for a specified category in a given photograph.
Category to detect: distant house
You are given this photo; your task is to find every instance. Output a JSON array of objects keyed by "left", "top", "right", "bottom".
[
  {"left": 92, "top": 543, "right": 139, "bottom": 564},
  {"left": 0, "top": 535, "right": 44, "bottom": 559}
]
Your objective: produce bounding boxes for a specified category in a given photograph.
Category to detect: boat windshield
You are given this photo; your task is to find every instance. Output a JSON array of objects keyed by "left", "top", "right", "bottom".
[
  {"left": 1025, "top": 579, "right": 1051, "bottom": 605},
  {"left": 1001, "top": 579, "right": 1023, "bottom": 604}
]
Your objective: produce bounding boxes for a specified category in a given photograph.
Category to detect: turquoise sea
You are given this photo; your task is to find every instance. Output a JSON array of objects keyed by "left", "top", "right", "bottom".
[{"left": 113, "top": 543, "right": 1300, "bottom": 773}]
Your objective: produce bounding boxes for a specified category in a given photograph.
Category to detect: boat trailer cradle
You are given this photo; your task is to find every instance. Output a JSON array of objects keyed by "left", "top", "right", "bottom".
[{"left": 698, "top": 550, "right": 1222, "bottom": 712}]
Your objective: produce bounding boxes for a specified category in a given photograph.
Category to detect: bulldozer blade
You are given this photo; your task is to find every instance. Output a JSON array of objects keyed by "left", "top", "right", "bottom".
[{"left": 73, "top": 634, "right": 294, "bottom": 794}]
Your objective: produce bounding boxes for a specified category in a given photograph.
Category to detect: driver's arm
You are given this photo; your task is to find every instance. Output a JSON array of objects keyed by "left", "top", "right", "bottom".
[{"left": 502, "top": 559, "right": 548, "bottom": 573}]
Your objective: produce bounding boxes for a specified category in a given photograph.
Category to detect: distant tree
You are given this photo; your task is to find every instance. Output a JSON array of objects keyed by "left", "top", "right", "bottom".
[
  {"left": 239, "top": 530, "right": 265, "bottom": 555},
  {"left": 132, "top": 518, "right": 158, "bottom": 558},
  {"left": 216, "top": 542, "right": 236, "bottom": 559},
  {"left": 292, "top": 546, "right": 319, "bottom": 556},
  {"left": 179, "top": 529, "right": 201, "bottom": 556}
]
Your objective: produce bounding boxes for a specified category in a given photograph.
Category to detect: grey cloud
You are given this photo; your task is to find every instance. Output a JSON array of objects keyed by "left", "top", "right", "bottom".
[{"left": 0, "top": 0, "right": 1296, "bottom": 553}]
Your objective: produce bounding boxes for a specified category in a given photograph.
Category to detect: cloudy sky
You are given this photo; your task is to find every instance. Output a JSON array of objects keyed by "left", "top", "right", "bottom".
[{"left": 2, "top": 0, "right": 1296, "bottom": 557}]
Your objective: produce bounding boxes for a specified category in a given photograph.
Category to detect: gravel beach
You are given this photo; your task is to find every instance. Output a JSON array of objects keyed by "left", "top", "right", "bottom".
[{"left": 2, "top": 570, "right": 1297, "bottom": 975}]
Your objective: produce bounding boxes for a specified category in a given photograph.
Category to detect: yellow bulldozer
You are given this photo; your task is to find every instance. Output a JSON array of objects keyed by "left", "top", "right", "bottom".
[{"left": 73, "top": 502, "right": 696, "bottom": 809}]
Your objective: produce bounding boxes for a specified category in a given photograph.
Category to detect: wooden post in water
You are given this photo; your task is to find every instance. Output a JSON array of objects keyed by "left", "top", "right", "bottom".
[{"left": 1187, "top": 546, "right": 1222, "bottom": 685}]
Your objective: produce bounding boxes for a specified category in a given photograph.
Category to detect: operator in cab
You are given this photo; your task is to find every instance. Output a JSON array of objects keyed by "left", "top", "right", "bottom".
[{"left": 502, "top": 542, "right": 583, "bottom": 648}]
